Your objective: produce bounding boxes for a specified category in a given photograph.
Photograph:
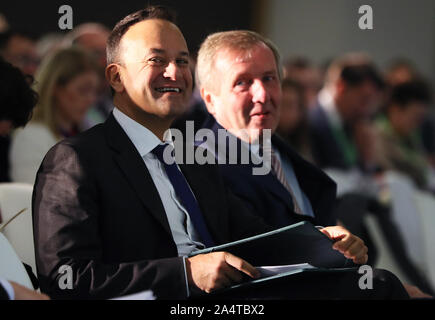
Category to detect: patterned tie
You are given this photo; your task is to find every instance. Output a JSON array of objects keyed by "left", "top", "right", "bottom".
[
  {"left": 152, "top": 143, "right": 215, "bottom": 247},
  {"left": 262, "top": 144, "right": 303, "bottom": 215}
]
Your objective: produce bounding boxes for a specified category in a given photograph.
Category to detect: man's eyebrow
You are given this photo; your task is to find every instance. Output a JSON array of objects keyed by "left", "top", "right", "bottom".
[
  {"left": 264, "top": 70, "right": 278, "bottom": 75},
  {"left": 148, "top": 48, "right": 189, "bottom": 57}
]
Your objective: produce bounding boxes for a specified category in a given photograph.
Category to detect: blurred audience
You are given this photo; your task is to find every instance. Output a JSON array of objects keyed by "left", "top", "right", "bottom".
[
  {"left": 309, "top": 53, "right": 385, "bottom": 172},
  {"left": 304, "top": 54, "right": 434, "bottom": 293},
  {"left": 0, "top": 13, "right": 8, "bottom": 32},
  {"left": 386, "top": 59, "right": 419, "bottom": 87},
  {"left": 0, "top": 57, "right": 37, "bottom": 182},
  {"left": 385, "top": 59, "right": 435, "bottom": 169},
  {"left": 63, "top": 23, "right": 114, "bottom": 130},
  {"left": 0, "top": 57, "right": 49, "bottom": 300},
  {"left": 276, "top": 78, "right": 314, "bottom": 163},
  {"left": 0, "top": 30, "right": 39, "bottom": 76},
  {"left": 374, "top": 81, "right": 435, "bottom": 190},
  {"left": 35, "top": 32, "right": 64, "bottom": 59},
  {"left": 283, "top": 57, "right": 323, "bottom": 109},
  {"left": 9, "top": 48, "right": 99, "bottom": 184}
]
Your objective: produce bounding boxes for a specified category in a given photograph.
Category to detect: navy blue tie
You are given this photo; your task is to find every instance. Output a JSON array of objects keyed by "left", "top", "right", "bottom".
[{"left": 152, "top": 143, "right": 215, "bottom": 247}]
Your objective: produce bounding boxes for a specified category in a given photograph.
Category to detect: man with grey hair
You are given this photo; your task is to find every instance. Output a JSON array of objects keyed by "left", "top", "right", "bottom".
[{"left": 196, "top": 30, "right": 338, "bottom": 228}]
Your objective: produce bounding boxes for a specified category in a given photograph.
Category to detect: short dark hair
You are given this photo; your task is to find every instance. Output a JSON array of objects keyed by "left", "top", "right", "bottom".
[
  {"left": 106, "top": 5, "right": 177, "bottom": 65},
  {"left": 0, "top": 56, "right": 37, "bottom": 127},
  {"left": 340, "top": 64, "right": 385, "bottom": 90},
  {"left": 390, "top": 80, "right": 432, "bottom": 108}
]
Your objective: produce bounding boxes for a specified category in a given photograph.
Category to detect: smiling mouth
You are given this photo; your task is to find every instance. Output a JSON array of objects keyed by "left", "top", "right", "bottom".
[
  {"left": 251, "top": 111, "right": 270, "bottom": 117},
  {"left": 155, "top": 87, "right": 182, "bottom": 93}
]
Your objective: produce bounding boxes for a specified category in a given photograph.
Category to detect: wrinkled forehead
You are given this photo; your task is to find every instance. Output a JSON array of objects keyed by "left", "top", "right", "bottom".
[
  {"left": 213, "top": 43, "right": 277, "bottom": 74},
  {"left": 119, "top": 19, "right": 188, "bottom": 62}
]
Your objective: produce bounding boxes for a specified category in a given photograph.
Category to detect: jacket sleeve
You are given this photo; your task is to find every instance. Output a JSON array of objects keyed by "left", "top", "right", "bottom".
[{"left": 32, "top": 142, "right": 187, "bottom": 300}]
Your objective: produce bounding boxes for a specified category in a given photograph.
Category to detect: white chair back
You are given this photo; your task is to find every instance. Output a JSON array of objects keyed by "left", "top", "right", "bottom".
[
  {"left": 385, "top": 172, "right": 425, "bottom": 266},
  {"left": 414, "top": 190, "right": 435, "bottom": 289},
  {"left": 0, "top": 183, "right": 35, "bottom": 274},
  {"left": 0, "top": 232, "right": 33, "bottom": 289}
]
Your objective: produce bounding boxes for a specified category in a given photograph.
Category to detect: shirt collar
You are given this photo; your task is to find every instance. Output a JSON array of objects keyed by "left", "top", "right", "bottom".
[
  {"left": 113, "top": 107, "right": 173, "bottom": 157},
  {"left": 318, "top": 88, "right": 343, "bottom": 129}
]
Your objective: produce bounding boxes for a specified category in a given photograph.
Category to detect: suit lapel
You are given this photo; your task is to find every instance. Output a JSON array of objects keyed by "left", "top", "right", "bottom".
[
  {"left": 104, "top": 114, "right": 173, "bottom": 236},
  {"left": 205, "top": 119, "right": 297, "bottom": 213}
]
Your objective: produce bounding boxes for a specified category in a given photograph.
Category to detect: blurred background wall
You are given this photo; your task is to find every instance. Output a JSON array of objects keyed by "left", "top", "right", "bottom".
[
  {"left": 1, "top": 0, "right": 434, "bottom": 84},
  {"left": 0, "top": 0, "right": 258, "bottom": 53},
  {"left": 259, "top": 0, "right": 435, "bottom": 86}
]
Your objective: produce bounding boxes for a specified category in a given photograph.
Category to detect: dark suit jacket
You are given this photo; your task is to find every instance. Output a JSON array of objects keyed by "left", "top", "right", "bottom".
[
  {"left": 32, "top": 114, "right": 271, "bottom": 300},
  {"left": 308, "top": 102, "right": 352, "bottom": 170},
  {"left": 198, "top": 117, "right": 337, "bottom": 228}
]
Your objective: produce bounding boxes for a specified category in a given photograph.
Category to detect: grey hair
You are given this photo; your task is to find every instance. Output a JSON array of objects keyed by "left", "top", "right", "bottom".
[{"left": 196, "top": 30, "right": 282, "bottom": 92}]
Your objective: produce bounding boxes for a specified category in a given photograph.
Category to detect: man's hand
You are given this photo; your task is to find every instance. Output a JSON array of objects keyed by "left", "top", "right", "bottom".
[
  {"left": 320, "top": 226, "right": 368, "bottom": 264},
  {"left": 10, "top": 281, "right": 50, "bottom": 300},
  {"left": 403, "top": 284, "right": 433, "bottom": 299},
  {"left": 186, "top": 252, "right": 260, "bottom": 293}
]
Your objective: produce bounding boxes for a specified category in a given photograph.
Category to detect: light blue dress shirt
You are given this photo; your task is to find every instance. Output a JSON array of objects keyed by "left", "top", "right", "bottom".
[{"left": 113, "top": 107, "right": 204, "bottom": 296}]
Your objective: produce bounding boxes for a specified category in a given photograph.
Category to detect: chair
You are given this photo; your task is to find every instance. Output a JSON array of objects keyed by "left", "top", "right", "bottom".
[
  {"left": 414, "top": 190, "right": 435, "bottom": 289},
  {"left": 0, "top": 232, "right": 33, "bottom": 289},
  {"left": 0, "top": 183, "right": 35, "bottom": 274}
]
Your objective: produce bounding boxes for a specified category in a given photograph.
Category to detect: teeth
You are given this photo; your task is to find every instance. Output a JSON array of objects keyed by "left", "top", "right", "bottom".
[{"left": 156, "top": 87, "right": 181, "bottom": 93}]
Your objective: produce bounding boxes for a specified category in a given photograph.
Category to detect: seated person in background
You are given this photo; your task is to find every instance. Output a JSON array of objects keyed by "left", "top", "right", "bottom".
[
  {"left": 0, "top": 57, "right": 49, "bottom": 300},
  {"left": 0, "top": 29, "right": 39, "bottom": 77},
  {"left": 33, "top": 6, "right": 408, "bottom": 300},
  {"left": 282, "top": 57, "right": 323, "bottom": 110},
  {"left": 0, "top": 55, "right": 37, "bottom": 208},
  {"left": 374, "top": 80, "right": 434, "bottom": 190},
  {"left": 309, "top": 54, "right": 385, "bottom": 172},
  {"left": 308, "top": 55, "right": 434, "bottom": 294},
  {"left": 276, "top": 78, "right": 314, "bottom": 163},
  {"left": 385, "top": 59, "right": 435, "bottom": 171},
  {"left": 0, "top": 30, "right": 38, "bottom": 182},
  {"left": 9, "top": 47, "right": 100, "bottom": 184},
  {"left": 63, "top": 23, "right": 114, "bottom": 130}
]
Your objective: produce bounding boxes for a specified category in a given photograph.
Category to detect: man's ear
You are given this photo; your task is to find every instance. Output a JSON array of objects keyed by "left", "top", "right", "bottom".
[
  {"left": 201, "top": 87, "right": 216, "bottom": 115},
  {"left": 105, "top": 64, "right": 124, "bottom": 93}
]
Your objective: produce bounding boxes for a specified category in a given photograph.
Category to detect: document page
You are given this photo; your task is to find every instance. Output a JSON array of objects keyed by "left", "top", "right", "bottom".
[{"left": 257, "top": 263, "right": 315, "bottom": 278}]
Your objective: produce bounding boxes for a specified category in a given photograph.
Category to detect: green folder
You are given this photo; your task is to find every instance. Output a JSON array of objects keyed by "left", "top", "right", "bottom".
[{"left": 190, "top": 221, "right": 357, "bottom": 295}]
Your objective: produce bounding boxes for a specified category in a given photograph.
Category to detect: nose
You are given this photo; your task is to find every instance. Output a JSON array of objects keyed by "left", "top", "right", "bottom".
[
  {"left": 251, "top": 80, "right": 268, "bottom": 104},
  {"left": 163, "top": 62, "right": 181, "bottom": 81}
]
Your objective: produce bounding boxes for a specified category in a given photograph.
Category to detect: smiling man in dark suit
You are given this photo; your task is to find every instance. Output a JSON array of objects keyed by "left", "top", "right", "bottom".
[{"left": 32, "top": 6, "right": 275, "bottom": 300}]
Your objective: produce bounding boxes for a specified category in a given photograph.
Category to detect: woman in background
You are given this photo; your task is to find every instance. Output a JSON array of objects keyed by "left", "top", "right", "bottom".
[{"left": 10, "top": 47, "right": 99, "bottom": 184}]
